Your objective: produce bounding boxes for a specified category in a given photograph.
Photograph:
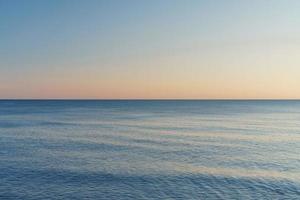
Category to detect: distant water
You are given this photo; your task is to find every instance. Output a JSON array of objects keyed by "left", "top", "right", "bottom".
[{"left": 1, "top": 100, "right": 300, "bottom": 199}]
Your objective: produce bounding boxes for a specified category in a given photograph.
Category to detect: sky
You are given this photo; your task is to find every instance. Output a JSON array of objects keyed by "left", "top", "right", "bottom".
[{"left": 1, "top": 0, "right": 300, "bottom": 99}]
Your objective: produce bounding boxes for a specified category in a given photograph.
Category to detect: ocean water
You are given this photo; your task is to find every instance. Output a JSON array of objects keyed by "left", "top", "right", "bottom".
[{"left": 0, "top": 100, "right": 300, "bottom": 199}]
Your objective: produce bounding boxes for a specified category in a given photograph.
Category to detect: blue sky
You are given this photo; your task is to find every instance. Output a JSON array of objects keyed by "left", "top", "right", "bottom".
[{"left": 1, "top": 0, "right": 300, "bottom": 99}]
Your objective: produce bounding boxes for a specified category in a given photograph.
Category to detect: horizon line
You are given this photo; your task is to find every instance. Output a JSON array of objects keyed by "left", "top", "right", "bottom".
[{"left": 1, "top": 98, "right": 300, "bottom": 101}]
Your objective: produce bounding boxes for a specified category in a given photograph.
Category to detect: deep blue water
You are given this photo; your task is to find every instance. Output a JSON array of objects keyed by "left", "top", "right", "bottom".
[{"left": 1, "top": 100, "right": 300, "bottom": 199}]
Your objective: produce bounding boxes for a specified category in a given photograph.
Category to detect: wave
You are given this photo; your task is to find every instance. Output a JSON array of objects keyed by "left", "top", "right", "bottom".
[{"left": 1, "top": 167, "right": 299, "bottom": 199}]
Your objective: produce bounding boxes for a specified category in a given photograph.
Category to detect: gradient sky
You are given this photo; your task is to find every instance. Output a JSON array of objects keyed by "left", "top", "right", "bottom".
[{"left": 1, "top": 0, "right": 300, "bottom": 99}]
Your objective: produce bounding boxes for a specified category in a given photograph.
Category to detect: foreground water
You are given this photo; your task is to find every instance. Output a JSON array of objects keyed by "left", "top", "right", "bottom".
[{"left": 0, "top": 100, "right": 300, "bottom": 199}]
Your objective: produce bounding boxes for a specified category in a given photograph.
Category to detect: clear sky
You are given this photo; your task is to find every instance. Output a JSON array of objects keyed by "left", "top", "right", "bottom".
[{"left": 1, "top": 0, "right": 300, "bottom": 99}]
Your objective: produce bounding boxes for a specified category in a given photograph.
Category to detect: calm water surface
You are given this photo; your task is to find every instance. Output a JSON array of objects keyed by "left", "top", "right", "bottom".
[{"left": 0, "top": 100, "right": 300, "bottom": 199}]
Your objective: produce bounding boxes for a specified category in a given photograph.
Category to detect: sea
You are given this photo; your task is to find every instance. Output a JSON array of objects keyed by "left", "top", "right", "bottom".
[{"left": 0, "top": 100, "right": 300, "bottom": 199}]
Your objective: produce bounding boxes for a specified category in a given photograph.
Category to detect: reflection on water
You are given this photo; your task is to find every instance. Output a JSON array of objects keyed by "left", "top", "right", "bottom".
[{"left": 1, "top": 100, "right": 300, "bottom": 199}]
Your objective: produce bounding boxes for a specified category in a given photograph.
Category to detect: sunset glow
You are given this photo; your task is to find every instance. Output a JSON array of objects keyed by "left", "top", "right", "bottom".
[{"left": 1, "top": 0, "right": 300, "bottom": 99}]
